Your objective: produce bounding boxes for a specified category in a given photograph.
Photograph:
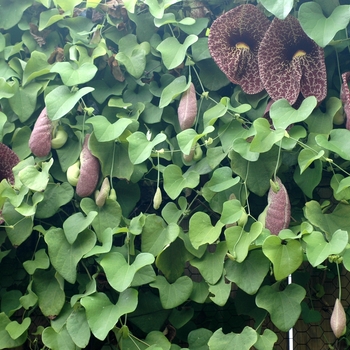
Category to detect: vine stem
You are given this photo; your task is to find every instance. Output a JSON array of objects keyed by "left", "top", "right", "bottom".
[{"left": 336, "top": 262, "right": 342, "bottom": 301}]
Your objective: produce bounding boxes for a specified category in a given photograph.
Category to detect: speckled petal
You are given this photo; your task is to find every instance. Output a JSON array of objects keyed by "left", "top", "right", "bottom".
[
  {"left": 259, "top": 16, "right": 326, "bottom": 105},
  {"left": 0, "top": 143, "right": 20, "bottom": 185},
  {"left": 341, "top": 72, "right": 350, "bottom": 129},
  {"left": 208, "top": 4, "right": 270, "bottom": 94}
]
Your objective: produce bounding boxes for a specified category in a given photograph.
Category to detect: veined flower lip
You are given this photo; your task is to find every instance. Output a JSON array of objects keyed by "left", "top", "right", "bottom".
[
  {"left": 0, "top": 143, "right": 19, "bottom": 185},
  {"left": 258, "top": 15, "right": 327, "bottom": 105},
  {"left": 208, "top": 4, "right": 270, "bottom": 95},
  {"left": 341, "top": 72, "right": 350, "bottom": 129}
]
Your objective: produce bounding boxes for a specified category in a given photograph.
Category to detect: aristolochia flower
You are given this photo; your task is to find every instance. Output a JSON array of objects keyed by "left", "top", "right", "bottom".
[
  {"left": 258, "top": 15, "right": 327, "bottom": 105},
  {"left": 208, "top": 4, "right": 270, "bottom": 94},
  {"left": 0, "top": 143, "right": 19, "bottom": 185},
  {"left": 341, "top": 72, "right": 350, "bottom": 129}
]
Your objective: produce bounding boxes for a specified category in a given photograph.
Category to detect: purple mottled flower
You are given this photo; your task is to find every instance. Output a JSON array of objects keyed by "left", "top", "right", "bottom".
[
  {"left": 341, "top": 72, "right": 350, "bottom": 130},
  {"left": 0, "top": 143, "right": 19, "bottom": 185},
  {"left": 208, "top": 4, "right": 270, "bottom": 94},
  {"left": 258, "top": 15, "right": 327, "bottom": 105}
]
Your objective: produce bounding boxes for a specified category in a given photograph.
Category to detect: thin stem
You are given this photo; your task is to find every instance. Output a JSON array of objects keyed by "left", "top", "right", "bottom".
[{"left": 336, "top": 262, "right": 342, "bottom": 301}]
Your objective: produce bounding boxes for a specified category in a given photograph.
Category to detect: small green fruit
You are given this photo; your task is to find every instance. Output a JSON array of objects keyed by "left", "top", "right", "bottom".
[
  {"left": 67, "top": 160, "right": 80, "bottom": 186},
  {"left": 51, "top": 126, "right": 68, "bottom": 149}
]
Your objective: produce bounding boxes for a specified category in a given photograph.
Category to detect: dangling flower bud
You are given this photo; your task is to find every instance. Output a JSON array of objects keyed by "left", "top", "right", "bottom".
[
  {"left": 153, "top": 186, "right": 162, "bottom": 210},
  {"left": 95, "top": 177, "right": 111, "bottom": 207},
  {"left": 331, "top": 298, "right": 347, "bottom": 338},
  {"left": 29, "top": 107, "right": 53, "bottom": 157},
  {"left": 76, "top": 134, "right": 100, "bottom": 197},
  {"left": 178, "top": 82, "right": 197, "bottom": 130},
  {"left": 260, "top": 177, "right": 291, "bottom": 235}
]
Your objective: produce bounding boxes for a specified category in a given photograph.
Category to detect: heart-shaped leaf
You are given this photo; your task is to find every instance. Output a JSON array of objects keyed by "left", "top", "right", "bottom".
[
  {"left": 63, "top": 211, "right": 98, "bottom": 244},
  {"left": 0, "top": 313, "right": 27, "bottom": 349},
  {"left": 208, "top": 327, "right": 257, "bottom": 350},
  {"left": 42, "top": 326, "right": 77, "bottom": 350},
  {"left": 51, "top": 62, "right": 97, "bottom": 86},
  {"left": 262, "top": 236, "right": 303, "bottom": 280},
  {"left": 159, "top": 75, "right": 189, "bottom": 108},
  {"left": 141, "top": 215, "right": 180, "bottom": 256},
  {"left": 225, "top": 222, "right": 263, "bottom": 262},
  {"left": 127, "top": 131, "right": 166, "bottom": 164},
  {"left": 299, "top": 3, "right": 350, "bottom": 47},
  {"left": 23, "top": 249, "right": 50, "bottom": 275},
  {"left": 303, "top": 230, "right": 348, "bottom": 267},
  {"left": 258, "top": 0, "right": 293, "bottom": 19},
  {"left": 100, "top": 252, "right": 154, "bottom": 292},
  {"left": 150, "top": 275, "right": 193, "bottom": 309},
  {"left": 5, "top": 317, "right": 31, "bottom": 339},
  {"left": 45, "top": 228, "right": 96, "bottom": 284},
  {"left": 188, "top": 212, "right": 225, "bottom": 249},
  {"left": 87, "top": 116, "right": 133, "bottom": 142},
  {"left": 190, "top": 242, "right": 227, "bottom": 284},
  {"left": 81, "top": 289, "right": 138, "bottom": 340},
  {"left": 66, "top": 307, "right": 91, "bottom": 348},
  {"left": 157, "top": 35, "right": 198, "bottom": 69},
  {"left": 316, "top": 129, "right": 350, "bottom": 161},
  {"left": 225, "top": 250, "right": 270, "bottom": 295},
  {"left": 45, "top": 86, "right": 94, "bottom": 121},
  {"left": 256, "top": 284, "right": 306, "bottom": 332},
  {"left": 163, "top": 164, "right": 200, "bottom": 200},
  {"left": 270, "top": 96, "right": 317, "bottom": 130},
  {"left": 208, "top": 274, "right": 231, "bottom": 306},
  {"left": 254, "top": 329, "right": 278, "bottom": 350}
]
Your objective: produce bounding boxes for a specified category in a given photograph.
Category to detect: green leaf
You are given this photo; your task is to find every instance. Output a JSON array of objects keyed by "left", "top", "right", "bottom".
[
  {"left": 156, "top": 238, "right": 193, "bottom": 283},
  {"left": 298, "top": 149, "right": 324, "bottom": 174},
  {"left": 36, "top": 182, "right": 74, "bottom": 219},
  {"left": 63, "top": 211, "right": 98, "bottom": 244},
  {"left": 303, "top": 230, "right": 348, "bottom": 267},
  {"left": 45, "top": 85, "right": 94, "bottom": 120},
  {"left": 304, "top": 201, "right": 350, "bottom": 237},
  {"left": 0, "top": 313, "right": 27, "bottom": 349},
  {"left": 2, "top": 201, "right": 33, "bottom": 246},
  {"left": 256, "top": 284, "right": 306, "bottom": 332},
  {"left": 32, "top": 269, "right": 65, "bottom": 317},
  {"left": 9, "top": 82, "right": 42, "bottom": 122},
  {"left": 39, "top": 8, "right": 66, "bottom": 30},
  {"left": 270, "top": 96, "right": 317, "bottom": 130},
  {"left": 159, "top": 75, "right": 189, "bottom": 108},
  {"left": 163, "top": 164, "right": 200, "bottom": 200},
  {"left": 144, "top": 0, "right": 182, "bottom": 19},
  {"left": 187, "top": 328, "right": 212, "bottom": 350},
  {"left": 116, "top": 49, "right": 147, "bottom": 79},
  {"left": 208, "top": 274, "right": 231, "bottom": 306},
  {"left": 220, "top": 199, "right": 245, "bottom": 225},
  {"left": 23, "top": 51, "right": 52, "bottom": 86},
  {"left": 23, "top": 249, "right": 50, "bottom": 275},
  {"left": 19, "top": 158, "right": 53, "bottom": 192},
  {"left": 225, "top": 250, "right": 270, "bottom": 295},
  {"left": 87, "top": 116, "right": 133, "bottom": 142},
  {"left": 81, "top": 289, "right": 138, "bottom": 341},
  {"left": 190, "top": 242, "right": 227, "bottom": 284},
  {"left": 53, "top": 0, "right": 82, "bottom": 14},
  {"left": 100, "top": 252, "right": 154, "bottom": 292},
  {"left": 127, "top": 131, "right": 166, "bottom": 164},
  {"left": 225, "top": 222, "right": 263, "bottom": 263},
  {"left": 161, "top": 196, "right": 187, "bottom": 224},
  {"left": 316, "top": 129, "right": 350, "bottom": 160},
  {"left": 188, "top": 212, "right": 225, "bottom": 249},
  {"left": 42, "top": 326, "right": 76, "bottom": 350},
  {"left": 5, "top": 317, "right": 31, "bottom": 340},
  {"left": 208, "top": 327, "right": 258, "bottom": 350},
  {"left": 45, "top": 228, "right": 96, "bottom": 284},
  {"left": 294, "top": 160, "right": 322, "bottom": 198},
  {"left": 51, "top": 62, "right": 97, "bottom": 86},
  {"left": 0, "top": 0, "right": 33, "bottom": 29},
  {"left": 66, "top": 307, "right": 91, "bottom": 348},
  {"left": 177, "top": 126, "right": 214, "bottom": 155},
  {"left": 80, "top": 197, "right": 122, "bottom": 238},
  {"left": 254, "top": 329, "right": 278, "bottom": 350},
  {"left": 141, "top": 215, "right": 180, "bottom": 256},
  {"left": 262, "top": 236, "right": 303, "bottom": 281},
  {"left": 258, "top": 0, "right": 293, "bottom": 19},
  {"left": 299, "top": 3, "right": 350, "bottom": 47},
  {"left": 250, "top": 118, "right": 285, "bottom": 153},
  {"left": 150, "top": 275, "right": 193, "bottom": 309},
  {"left": 157, "top": 35, "right": 198, "bottom": 70}
]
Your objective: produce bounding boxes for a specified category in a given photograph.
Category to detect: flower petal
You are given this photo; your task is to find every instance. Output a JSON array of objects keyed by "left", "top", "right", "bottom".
[
  {"left": 0, "top": 143, "right": 19, "bottom": 185},
  {"left": 208, "top": 4, "right": 270, "bottom": 94},
  {"left": 259, "top": 16, "right": 326, "bottom": 104}
]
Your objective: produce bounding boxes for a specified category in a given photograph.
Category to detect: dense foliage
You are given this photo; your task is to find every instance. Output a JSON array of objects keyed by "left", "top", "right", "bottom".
[{"left": 1, "top": 0, "right": 350, "bottom": 349}]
